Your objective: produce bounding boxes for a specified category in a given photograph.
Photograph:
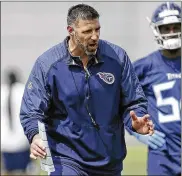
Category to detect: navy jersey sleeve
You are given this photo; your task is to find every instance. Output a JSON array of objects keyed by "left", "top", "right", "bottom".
[
  {"left": 120, "top": 52, "right": 148, "bottom": 132},
  {"left": 132, "top": 57, "right": 151, "bottom": 87},
  {"left": 20, "top": 59, "right": 51, "bottom": 143},
  {"left": 132, "top": 59, "right": 144, "bottom": 80}
]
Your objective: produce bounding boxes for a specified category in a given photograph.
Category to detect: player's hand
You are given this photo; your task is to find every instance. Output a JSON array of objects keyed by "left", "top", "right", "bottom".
[
  {"left": 132, "top": 130, "right": 166, "bottom": 150},
  {"left": 130, "top": 110, "right": 154, "bottom": 135},
  {"left": 30, "top": 134, "right": 47, "bottom": 160}
]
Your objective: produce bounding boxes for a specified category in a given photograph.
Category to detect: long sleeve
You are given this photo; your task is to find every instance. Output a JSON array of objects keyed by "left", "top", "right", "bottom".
[
  {"left": 20, "top": 59, "right": 51, "bottom": 143},
  {"left": 120, "top": 52, "right": 148, "bottom": 131}
]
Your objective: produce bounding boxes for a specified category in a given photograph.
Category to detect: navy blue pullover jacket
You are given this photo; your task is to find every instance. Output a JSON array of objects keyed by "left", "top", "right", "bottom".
[{"left": 20, "top": 37, "right": 148, "bottom": 171}]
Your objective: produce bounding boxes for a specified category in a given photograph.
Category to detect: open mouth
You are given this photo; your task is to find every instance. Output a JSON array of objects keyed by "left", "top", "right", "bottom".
[{"left": 89, "top": 44, "right": 97, "bottom": 47}]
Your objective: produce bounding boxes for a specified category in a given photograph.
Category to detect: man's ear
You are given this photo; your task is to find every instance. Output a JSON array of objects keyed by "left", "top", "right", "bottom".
[{"left": 67, "top": 26, "right": 74, "bottom": 35}]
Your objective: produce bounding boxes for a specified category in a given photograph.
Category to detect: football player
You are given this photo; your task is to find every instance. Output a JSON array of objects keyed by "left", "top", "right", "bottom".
[{"left": 127, "top": 2, "right": 181, "bottom": 176}]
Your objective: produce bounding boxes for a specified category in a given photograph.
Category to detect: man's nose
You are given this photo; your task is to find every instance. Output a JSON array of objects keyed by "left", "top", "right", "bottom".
[
  {"left": 169, "top": 28, "right": 174, "bottom": 33},
  {"left": 91, "top": 32, "right": 99, "bottom": 40}
]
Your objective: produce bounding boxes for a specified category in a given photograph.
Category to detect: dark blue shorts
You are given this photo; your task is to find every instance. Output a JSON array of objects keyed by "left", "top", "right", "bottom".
[
  {"left": 50, "top": 156, "right": 121, "bottom": 176},
  {"left": 147, "top": 152, "right": 181, "bottom": 176},
  {"left": 2, "top": 149, "right": 31, "bottom": 171}
]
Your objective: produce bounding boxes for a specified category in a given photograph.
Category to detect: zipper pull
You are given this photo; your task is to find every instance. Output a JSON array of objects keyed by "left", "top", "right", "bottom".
[{"left": 84, "top": 67, "right": 91, "bottom": 80}]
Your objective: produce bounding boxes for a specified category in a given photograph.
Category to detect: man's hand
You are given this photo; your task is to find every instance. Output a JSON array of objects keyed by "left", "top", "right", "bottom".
[
  {"left": 30, "top": 134, "right": 47, "bottom": 159},
  {"left": 130, "top": 110, "right": 154, "bottom": 135},
  {"left": 132, "top": 130, "right": 166, "bottom": 150}
]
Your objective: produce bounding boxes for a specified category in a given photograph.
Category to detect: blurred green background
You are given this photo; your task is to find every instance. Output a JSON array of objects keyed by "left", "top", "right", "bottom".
[{"left": 123, "top": 145, "right": 147, "bottom": 175}]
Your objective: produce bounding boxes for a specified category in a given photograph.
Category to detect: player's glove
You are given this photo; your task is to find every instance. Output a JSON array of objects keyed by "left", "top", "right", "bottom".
[{"left": 131, "top": 130, "right": 166, "bottom": 150}]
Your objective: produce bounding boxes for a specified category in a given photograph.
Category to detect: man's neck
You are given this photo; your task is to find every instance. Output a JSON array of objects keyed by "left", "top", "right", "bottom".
[
  {"left": 161, "top": 48, "right": 181, "bottom": 59},
  {"left": 68, "top": 39, "right": 88, "bottom": 67}
]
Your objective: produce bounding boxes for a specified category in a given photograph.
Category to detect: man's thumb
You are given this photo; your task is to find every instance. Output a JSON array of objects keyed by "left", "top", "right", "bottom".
[{"left": 130, "top": 111, "right": 137, "bottom": 121}]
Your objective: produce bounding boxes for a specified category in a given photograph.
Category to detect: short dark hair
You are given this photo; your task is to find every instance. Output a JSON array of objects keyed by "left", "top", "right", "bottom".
[{"left": 67, "top": 4, "right": 100, "bottom": 26}]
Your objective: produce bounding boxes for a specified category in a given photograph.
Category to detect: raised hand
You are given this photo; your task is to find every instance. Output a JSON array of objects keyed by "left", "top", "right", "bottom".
[{"left": 130, "top": 110, "right": 154, "bottom": 135}]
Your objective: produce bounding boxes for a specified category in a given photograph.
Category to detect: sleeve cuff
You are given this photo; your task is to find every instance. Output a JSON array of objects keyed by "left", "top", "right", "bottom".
[
  {"left": 125, "top": 117, "right": 136, "bottom": 132},
  {"left": 27, "top": 129, "right": 39, "bottom": 144}
]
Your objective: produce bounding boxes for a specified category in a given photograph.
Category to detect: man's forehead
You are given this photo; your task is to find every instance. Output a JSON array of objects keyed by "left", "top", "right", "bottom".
[{"left": 75, "top": 19, "right": 100, "bottom": 28}]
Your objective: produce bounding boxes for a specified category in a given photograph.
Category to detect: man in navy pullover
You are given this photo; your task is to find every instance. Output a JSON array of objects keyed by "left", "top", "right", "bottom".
[{"left": 20, "top": 4, "right": 154, "bottom": 176}]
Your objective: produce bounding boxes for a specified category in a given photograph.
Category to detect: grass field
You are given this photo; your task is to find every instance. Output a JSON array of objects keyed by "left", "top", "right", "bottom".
[
  {"left": 40, "top": 145, "right": 148, "bottom": 175},
  {"left": 122, "top": 145, "right": 147, "bottom": 175}
]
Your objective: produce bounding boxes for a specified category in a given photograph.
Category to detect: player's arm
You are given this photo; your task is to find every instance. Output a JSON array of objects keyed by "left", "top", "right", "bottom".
[{"left": 20, "top": 58, "right": 50, "bottom": 159}]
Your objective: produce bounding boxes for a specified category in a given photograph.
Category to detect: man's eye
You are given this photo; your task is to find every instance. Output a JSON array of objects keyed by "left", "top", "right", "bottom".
[
  {"left": 164, "top": 27, "right": 170, "bottom": 31},
  {"left": 174, "top": 27, "right": 180, "bottom": 31},
  {"left": 83, "top": 30, "right": 92, "bottom": 34}
]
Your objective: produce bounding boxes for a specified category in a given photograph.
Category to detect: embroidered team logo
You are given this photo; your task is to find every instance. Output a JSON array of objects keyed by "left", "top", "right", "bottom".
[
  {"left": 97, "top": 72, "right": 115, "bottom": 84},
  {"left": 27, "top": 82, "right": 33, "bottom": 89}
]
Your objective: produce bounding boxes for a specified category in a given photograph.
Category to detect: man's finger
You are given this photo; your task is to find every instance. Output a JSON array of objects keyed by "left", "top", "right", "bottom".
[
  {"left": 30, "top": 153, "right": 37, "bottom": 160},
  {"left": 148, "top": 121, "right": 154, "bottom": 131},
  {"left": 32, "top": 149, "right": 45, "bottom": 158},
  {"left": 147, "top": 120, "right": 154, "bottom": 130},
  {"left": 143, "top": 114, "right": 150, "bottom": 122},
  {"left": 35, "top": 146, "right": 47, "bottom": 157},
  {"left": 147, "top": 120, "right": 153, "bottom": 126},
  {"left": 34, "top": 139, "right": 46, "bottom": 151},
  {"left": 31, "top": 144, "right": 46, "bottom": 158},
  {"left": 149, "top": 129, "right": 154, "bottom": 135},
  {"left": 130, "top": 111, "right": 138, "bottom": 121}
]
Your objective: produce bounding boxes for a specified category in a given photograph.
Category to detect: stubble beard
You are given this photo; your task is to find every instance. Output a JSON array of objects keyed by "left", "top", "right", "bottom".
[{"left": 75, "top": 32, "right": 96, "bottom": 56}]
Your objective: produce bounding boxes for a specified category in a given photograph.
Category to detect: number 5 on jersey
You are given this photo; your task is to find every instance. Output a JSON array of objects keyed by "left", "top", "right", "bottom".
[{"left": 153, "top": 80, "right": 181, "bottom": 123}]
